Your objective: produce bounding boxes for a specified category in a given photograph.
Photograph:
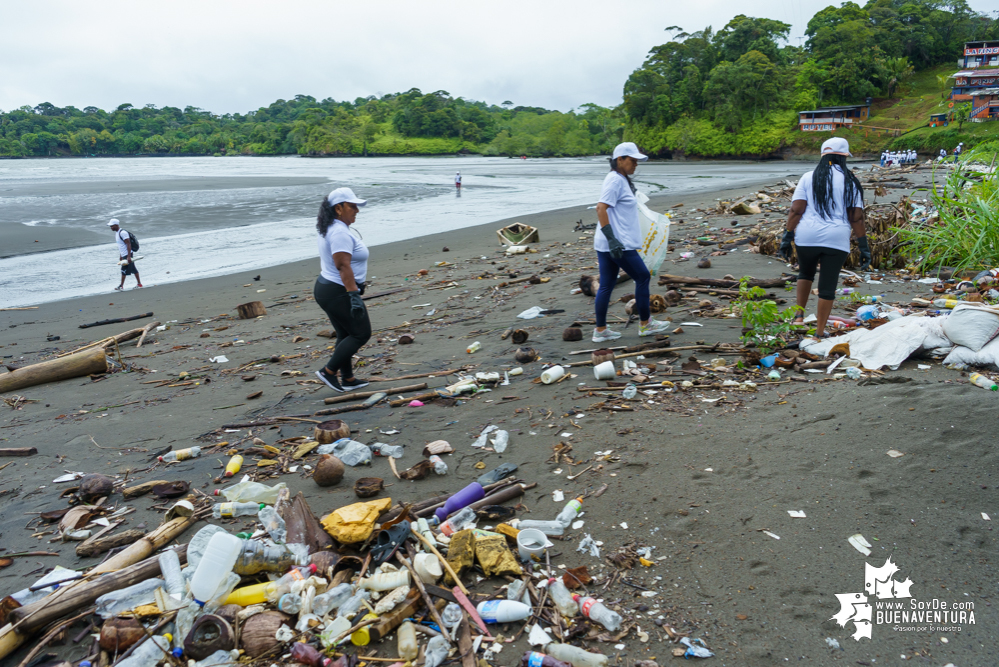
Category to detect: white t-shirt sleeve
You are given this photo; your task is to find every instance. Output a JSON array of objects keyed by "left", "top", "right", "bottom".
[
  {"left": 599, "top": 173, "right": 623, "bottom": 207},
  {"left": 329, "top": 226, "right": 355, "bottom": 256},
  {"left": 792, "top": 173, "right": 810, "bottom": 202}
]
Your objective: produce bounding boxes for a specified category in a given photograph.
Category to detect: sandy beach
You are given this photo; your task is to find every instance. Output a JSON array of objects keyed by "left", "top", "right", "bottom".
[{"left": 0, "top": 163, "right": 995, "bottom": 667}]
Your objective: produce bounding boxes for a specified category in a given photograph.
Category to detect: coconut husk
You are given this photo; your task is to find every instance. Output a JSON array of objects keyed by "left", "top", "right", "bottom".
[
  {"left": 240, "top": 611, "right": 290, "bottom": 658},
  {"left": 99, "top": 618, "right": 145, "bottom": 652},
  {"left": 313, "top": 454, "right": 345, "bottom": 487},
  {"left": 649, "top": 294, "right": 667, "bottom": 314},
  {"left": 514, "top": 347, "right": 539, "bottom": 363},
  {"left": 354, "top": 477, "right": 384, "bottom": 498},
  {"left": 579, "top": 275, "right": 599, "bottom": 297},
  {"left": 151, "top": 481, "right": 190, "bottom": 498},
  {"left": 279, "top": 491, "right": 334, "bottom": 552},
  {"left": 77, "top": 474, "right": 114, "bottom": 502},
  {"left": 309, "top": 551, "right": 342, "bottom": 579},
  {"left": 313, "top": 419, "right": 350, "bottom": 444},
  {"left": 400, "top": 460, "right": 435, "bottom": 481},
  {"left": 562, "top": 328, "right": 583, "bottom": 342},
  {"left": 511, "top": 329, "right": 529, "bottom": 344},
  {"left": 184, "top": 614, "right": 235, "bottom": 660},
  {"left": 422, "top": 440, "right": 453, "bottom": 456}
]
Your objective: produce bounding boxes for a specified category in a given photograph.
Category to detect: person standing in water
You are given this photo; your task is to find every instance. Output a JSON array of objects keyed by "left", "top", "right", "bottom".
[
  {"left": 779, "top": 138, "right": 870, "bottom": 338},
  {"left": 591, "top": 142, "right": 671, "bottom": 343},
  {"left": 455, "top": 171, "right": 461, "bottom": 189},
  {"left": 108, "top": 218, "right": 142, "bottom": 291},
  {"left": 313, "top": 187, "right": 372, "bottom": 393}
]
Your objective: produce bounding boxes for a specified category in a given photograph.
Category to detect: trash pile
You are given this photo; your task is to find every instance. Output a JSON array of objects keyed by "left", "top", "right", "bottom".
[{"left": 0, "top": 428, "right": 714, "bottom": 667}]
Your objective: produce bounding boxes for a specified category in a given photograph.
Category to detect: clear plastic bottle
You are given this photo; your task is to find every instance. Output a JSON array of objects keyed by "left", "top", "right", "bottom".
[
  {"left": 316, "top": 439, "right": 372, "bottom": 466},
  {"left": 555, "top": 497, "right": 583, "bottom": 527},
  {"left": 258, "top": 505, "right": 287, "bottom": 543},
  {"left": 191, "top": 649, "right": 237, "bottom": 667},
  {"left": 312, "top": 583, "right": 354, "bottom": 617},
  {"left": 335, "top": 589, "right": 371, "bottom": 620},
  {"left": 490, "top": 430, "right": 510, "bottom": 453},
  {"left": 429, "top": 455, "right": 448, "bottom": 475},
  {"left": 226, "top": 564, "right": 317, "bottom": 605},
  {"left": 466, "top": 341, "right": 481, "bottom": 354},
  {"left": 223, "top": 455, "right": 243, "bottom": 478},
  {"left": 835, "top": 288, "right": 854, "bottom": 296},
  {"left": 970, "top": 372, "right": 999, "bottom": 391},
  {"left": 436, "top": 506, "right": 477, "bottom": 536},
  {"left": 358, "top": 568, "right": 410, "bottom": 591},
  {"left": 517, "top": 519, "right": 564, "bottom": 536},
  {"left": 212, "top": 501, "right": 263, "bottom": 519},
  {"left": 369, "top": 443, "right": 404, "bottom": 458},
  {"left": 95, "top": 577, "right": 164, "bottom": 618},
  {"left": 573, "top": 595, "right": 622, "bottom": 631},
  {"left": 547, "top": 578, "right": 579, "bottom": 617},
  {"left": 424, "top": 635, "right": 450, "bottom": 667},
  {"left": 116, "top": 635, "right": 172, "bottom": 667},
  {"left": 544, "top": 643, "right": 609, "bottom": 667},
  {"left": 507, "top": 579, "right": 530, "bottom": 604},
  {"left": 476, "top": 599, "right": 531, "bottom": 623},
  {"left": 519, "top": 652, "right": 572, "bottom": 667},
  {"left": 397, "top": 621, "right": 418, "bottom": 661},
  {"left": 862, "top": 295, "right": 884, "bottom": 304},
  {"left": 158, "top": 446, "right": 201, "bottom": 462},
  {"left": 278, "top": 592, "right": 303, "bottom": 614},
  {"left": 233, "top": 540, "right": 302, "bottom": 575},
  {"left": 190, "top": 532, "right": 242, "bottom": 605},
  {"left": 158, "top": 550, "right": 185, "bottom": 600},
  {"left": 932, "top": 298, "right": 959, "bottom": 308},
  {"left": 621, "top": 384, "right": 637, "bottom": 399},
  {"left": 441, "top": 602, "right": 462, "bottom": 631},
  {"left": 216, "top": 478, "right": 287, "bottom": 504}
]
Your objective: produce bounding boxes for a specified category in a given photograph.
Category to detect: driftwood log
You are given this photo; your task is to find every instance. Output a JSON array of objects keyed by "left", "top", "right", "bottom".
[
  {"left": 0, "top": 448, "right": 37, "bottom": 457},
  {"left": 657, "top": 274, "right": 795, "bottom": 288},
  {"left": 322, "top": 382, "right": 428, "bottom": 405},
  {"left": 122, "top": 480, "right": 171, "bottom": 499},
  {"left": 57, "top": 325, "right": 150, "bottom": 358},
  {"left": 135, "top": 320, "right": 161, "bottom": 348},
  {"left": 0, "top": 347, "right": 107, "bottom": 394},
  {"left": 75, "top": 529, "right": 146, "bottom": 558},
  {"left": 79, "top": 312, "right": 154, "bottom": 329},
  {"left": 89, "top": 515, "right": 195, "bottom": 575},
  {"left": 236, "top": 301, "right": 267, "bottom": 319}
]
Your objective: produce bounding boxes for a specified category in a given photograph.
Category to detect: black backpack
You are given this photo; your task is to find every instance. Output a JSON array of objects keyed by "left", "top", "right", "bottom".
[{"left": 126, "top": 230, "right": 139, "bottom": 251}]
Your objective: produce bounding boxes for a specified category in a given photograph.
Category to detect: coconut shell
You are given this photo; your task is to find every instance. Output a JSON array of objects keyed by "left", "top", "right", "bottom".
[
  {"left": 313, "top": 454, "right": 345, "bottom": 487},
  {"left": 591, "top": 348, "right": 615, "bottom": 366},
  {"left": 649, "top": 294, "right": 667, "bottom": 314},
  {"left": 78, "top": 474, "right": 114, "bottom": 502},
  {"left": 214, "top": 604, "right": 242, "bottom": 627},
  {"left": 184, "top": 614, "right": 234, "bottom": 661},
  {"left": 400, "top": 459, "right": 435, "bottom": 481},
  {"left": 562, "top": 328, "right": 582, "bottom": 342},
  {"left": 511, "top": 329, "right": 529, "bottom": 345},
  {"left": 514, "top": 347, "right": 539, "bottom": 363},
  {"left": 309, "top": 551, "right": 341, "bottom": 578},
  {"left": 354, "top": 477, "right": 384, "bottom": 498},
  {"left": 240, "top": 611, "right": 290, "bottom": 658},
  {"left": 624, "top": 299, "right": 637, "bottom": 316},
  {"left": 99, "top": 618, "right": 145, "bottom": 652},
  {"left": 698, "top": 299, "right": 714, "bottom": 309},
  {"left": 697, "top": 258, "right": 711, "bottom": 269},
  {"left": 313, "top": 419, "right": 350, "bottom": 445},
  {"left": 422, "top": 440, "right": 453, "bottom": 456},
  {"left": 619, "top": 293, "right": 635, "bottom": 303},
  {"left": 665, "top": 290, "right": 682, "bottom": 306},
  {"left": 398, "top": 334, "right": 415, "bottom": 344}
]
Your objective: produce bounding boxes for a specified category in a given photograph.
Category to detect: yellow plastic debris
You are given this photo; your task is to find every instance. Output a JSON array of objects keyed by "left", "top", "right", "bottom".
[
  {"left": 321, "top": 497, "right": 393, "bottom": 544},
  {"left": 639, "top": 557, "right": 654, "bottom": 567}
]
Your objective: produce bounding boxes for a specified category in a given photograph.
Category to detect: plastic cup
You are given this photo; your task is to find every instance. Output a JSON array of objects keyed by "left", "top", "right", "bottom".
[
  {"left": 517, "top": 528, "right": 549, "bottom": 562},
  {"left": 593, "top": 361, "right": 616, "bottom": 380},
  {"left": 541, "top": 365, "right": 565, "bottom": 384}
]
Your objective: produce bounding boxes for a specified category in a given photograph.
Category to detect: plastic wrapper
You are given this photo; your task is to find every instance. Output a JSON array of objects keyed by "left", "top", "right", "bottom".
[{"left": 320, "top": 497, "right": 392, "bottom": 544}]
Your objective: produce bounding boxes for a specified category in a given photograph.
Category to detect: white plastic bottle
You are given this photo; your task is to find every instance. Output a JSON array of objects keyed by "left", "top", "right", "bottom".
[
  {"left": 555, "top": 497, "right": 583, "bottom": 527},
  {"left": 189, "top": 532, "right": 241, "bottom": 605},
  {"left": 547, "top": 578, "right": 578, "bottom": 617},
  {"left": 312, "top": 583, "right": 354, "bottom": 617},
  {"left": 359, "top": 569, "right": 410, "bottom": 592},
  {"left": 573, "top": 595, "right": 622, "bottom": 631},
  {"left": 158, "top": 550, "right": 185, "bottom": 599},
  {"left": 158, "top": 446, "right": 201, "bottom": 462},
  {"left": 437, "top": 506, "right": 477, "bottom": 536},
  {"left": 441, "top": 602, "right": 462, "bottom": 631},
  {"left": 398, "top": 621, "right": 418, "bottom": 661},
  {"left": 429, "top": 455, "right": 448, "bottom": 475},
  {"left": 517, "top": 519, "right": 564, "bottom": 536},
  {"left": 545, "top": 642, "right": 609, "bottom": 667},
  {"left": 466, "top": 341, "right": 481, "bottom": 354},
  {"left": 116, "top": 635, "right": 173, "bottom": 667},
  {"left": 476, "top": 599, "right": 531, "bottom": 623},
  {"left": 212, "top": 501, "right": 262, "bottom": 519},
  {"left": 970, "top": 372, "right": 998, "bottom": 391},
  {"left": 258, "top": 505, "right": 287, "bottom": 543}
]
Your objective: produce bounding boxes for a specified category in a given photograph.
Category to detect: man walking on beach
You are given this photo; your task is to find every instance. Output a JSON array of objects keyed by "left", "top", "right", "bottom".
[
  {"left": 455, "top": 171, "right": 461, "bottom": 189},
  {"left": 109, "top": 218, "right": 142, "bottom": 291}
]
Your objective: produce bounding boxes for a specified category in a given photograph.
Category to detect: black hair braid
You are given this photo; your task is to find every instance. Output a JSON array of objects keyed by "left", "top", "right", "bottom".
[
  {"left": 812, "top": 154, "right": 864, "bottom": 219},
  {"left": 316, "top": 197, "right": 337, "bottom": 236},
  {"left": 609, "top": 157, "right": 637, "bottom": 194}
]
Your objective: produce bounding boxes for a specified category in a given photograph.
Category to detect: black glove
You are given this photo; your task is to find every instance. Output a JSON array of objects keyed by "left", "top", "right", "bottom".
[
  {"left": 601, "top": 224, "right": 625, "bottom": 260},
  {"left": 856, "top": 236, "right": 872, "bottom": 271},
  {"left": 348, "top": 290, "right": 366, "bottom": 319},
  {"left": 778, "top": 230, "right": 795, "bottom": 262}
]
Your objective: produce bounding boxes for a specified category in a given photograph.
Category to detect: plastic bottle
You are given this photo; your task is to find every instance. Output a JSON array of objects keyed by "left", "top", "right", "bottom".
[
  {"left": 434, "top": 482, "right": 485, "bottom": 521},
  {"left": 369, "top": 442, "right": 404, "bottom": 458},
  {"left": 225, "top": 564, "right": 316, "bottom": 605},
  {"left": 436, "top": 506, "right": 477, "bottom": 536},
  {"left": 862, "top": 295, "right": 884, "bottom": 303},
  {"left": 467, "top": 341, "right": 481, "bottom": 354},
  {"left": 233, "top": 540, "right": 303, "bottom": 575},
  {"left": 429, "top": 454, "right": 448, "bottom": 475},
  {"left": 424, "top": 635, "right": 450, "bottom": 667},
  {"left": 290, "top": 642, "right": 329, "bottom": 667},
  {"left": 312, "top": 583, "right": 354, "bottom": 617},
  {"left": 621, "top": 384, "right": 637, "bottom": 400},
  {"left": 191, "top": 650, "right": 237, "bottom": 667},
  {"left": 204, "top": 572, "right": 241, "bottom": 613},
  {"left": 116, "top": 635, "right": 172, "bottom": 667},
  {"left": 359, "top": 568, "right": 410, "bottom": 591},
  {"left": 547, "top": 579, "right": 579, "bottom": 617},
  {"left": 159, "top": 446, "right": 201, "bottom": 462},
  {"left": 516, "top": 519, "right": 564, "bottom": 536},
  {"left": 519, "top": 652, "right": 573, "bottom": 667},
  {"left": 95, "top": 577, "right": 164, "bottom": 618},
  {"left": 278, "top": 592, "right": 303, "bottom": 614},
  {"left": 491, "top": 430, "right": 510, "bottom": 453},
  {"left": 477, "top": 599, "right": 531, "bottom": 623},
  {"left": 158, "top": 550, "right": 185, "bottom": 599},
  {"left": 258, "top": 505, "right": 287, "bottom": 543},
  {"left": 441, "top": 602, "right": 463, "bottom": 630},
  {"left": 350, "top": 612, "right": 379, "bottom": 645},
  {"left": 555, "top": 497, "right": 583, "bottom": 527},
  {"left": 970, "top": 372, "right": 999, "bottom": 391},
  {"left": 223, "top": 455, "right": 243, "bottom": 478},
  {"left": 932, "top": 298, "right": 959, "bottom": 308},
  {"left": 383, "top": 619, "right": 414, "bottom": 661},
  {"left": 544, "top": 643, "right": 609, "bottom": 667},
  {"left": 216, "top": 479, "right": 287, "bottom": 504},
  {"left": 835, "top": 288, "right": 854, "bottom": 296},
  {"left": 335, "top": 589, "right": 371, "bottom": 620},
  {"left": 316, "top": 438, "right": 372, "bottom": 466},
  {"left": 212, "top": 501, "right": 263, "bottom": 519},
  {"left": 190, "top": 532, "right": 241, "bottom": 605},
  {"left": 573, "top": 595, "right": 622, "bottom": 632}
]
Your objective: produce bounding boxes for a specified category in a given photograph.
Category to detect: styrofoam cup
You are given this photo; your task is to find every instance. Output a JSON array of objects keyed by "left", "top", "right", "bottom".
[
  {"left": 517, "top": 528, "right": 549, "bottom": 562},
  {"left": 540, "top": 365, "right": 565, "bottom": 384},
  {"left": 594, "top": 360, "right": 616, "bottom": 380}
]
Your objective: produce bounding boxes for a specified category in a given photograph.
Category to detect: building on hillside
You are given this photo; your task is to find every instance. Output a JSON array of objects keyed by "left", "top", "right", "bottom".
[
  {"left": 798, "top": 104, "right": 870, "bottom": 131},
  {"left": 950, "top": 41, "right": 999, "bottom": 99},
  {"left": 929, "top": 112, "right": 949, "bottom": 127},
  {"left": 970, "top": 88, "right": 999, "bottom": 121}
]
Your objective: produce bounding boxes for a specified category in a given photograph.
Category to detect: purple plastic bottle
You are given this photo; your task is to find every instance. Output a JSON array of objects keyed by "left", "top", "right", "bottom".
[{"left": 434, "top": 482, "right": 485, "bottom": 522}]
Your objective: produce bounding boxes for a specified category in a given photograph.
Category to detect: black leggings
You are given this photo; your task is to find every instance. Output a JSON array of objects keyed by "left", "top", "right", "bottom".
[
  {"left": 796, "top": 245, "right": 848, "bottom": 300},
  {"left": 314, "top": 278, "right": 371, "bottom": 379}
]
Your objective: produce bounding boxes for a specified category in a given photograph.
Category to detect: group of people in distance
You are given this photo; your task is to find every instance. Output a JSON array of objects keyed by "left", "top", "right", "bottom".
[
  {"left": 106, "top": 137, "right": 873, "bottom": 394},
  {"left": 880, "top": 148, "right": 917, "bottom": 167}
]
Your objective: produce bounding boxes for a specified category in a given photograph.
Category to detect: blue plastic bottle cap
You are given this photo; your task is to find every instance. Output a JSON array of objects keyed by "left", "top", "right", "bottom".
[
  {"left": 80, "top": 662, "right": 92, "bottom": 667},
  {"left": 172, "top": 648, "right": 184, "bottom": 658}
]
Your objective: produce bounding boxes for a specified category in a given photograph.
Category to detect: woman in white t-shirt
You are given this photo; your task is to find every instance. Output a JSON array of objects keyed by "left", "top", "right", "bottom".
[
  {"left": 779, "top": 138, "right": 870, "bottom": 338},
  {"left": 591, "top": 142, "right": 671, "bottom": 343},
  {"left": 313, "top": 187, "right": 372, "bottom": 393}
]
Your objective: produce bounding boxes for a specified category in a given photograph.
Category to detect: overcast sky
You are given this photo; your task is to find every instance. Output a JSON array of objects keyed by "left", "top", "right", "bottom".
[{"left": 3, "top": 1, "right": 995, "bottom": 115}]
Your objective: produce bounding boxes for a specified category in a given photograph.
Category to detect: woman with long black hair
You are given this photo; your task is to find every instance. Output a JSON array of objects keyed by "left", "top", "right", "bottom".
[
  {"left": 780, "top": 138, "right": 871, "bottom": 337},
  {"left": 314, "top": 187, "right": 372, "bottom": 393},
  {"left": 592, "top": 142, "right": 671, "bottom": 342}
]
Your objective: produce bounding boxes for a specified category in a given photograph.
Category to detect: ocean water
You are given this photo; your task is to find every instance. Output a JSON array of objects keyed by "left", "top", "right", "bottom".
[{"left": 0, "top": 155, "right": 796, "bottom": 307}]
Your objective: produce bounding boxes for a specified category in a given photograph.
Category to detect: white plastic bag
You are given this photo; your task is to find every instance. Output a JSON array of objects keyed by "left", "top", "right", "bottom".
[
  {"left": 942, "top": 303, "right": 999, "bottom": 352},
  {"left": 636, "top": 191, "right": 671, "bottom": 276},
  {"left": 943, "top": 336, "right": 999, "bottom": 370}
]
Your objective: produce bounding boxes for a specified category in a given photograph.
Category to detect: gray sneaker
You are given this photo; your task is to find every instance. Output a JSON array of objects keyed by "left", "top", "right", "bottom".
[{"left": 592, "top": 327, "right": 622, "bottom": 343}]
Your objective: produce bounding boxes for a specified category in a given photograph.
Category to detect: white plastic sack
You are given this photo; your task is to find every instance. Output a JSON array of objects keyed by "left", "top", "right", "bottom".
[
  {"left": 636, "top": 191, "right": 671, "bottom": 277},
  {"left": 941, "top": 303, "right": 999, "bottom": 352},
  {"left": 800, "top": 315, "right": 942, "bottom": 370},
  {"left": 516, "top": 306, "right": 546, "bottom": 320},
  {"left": 943, "top": 337, "right": 999, "bottom": 370}
]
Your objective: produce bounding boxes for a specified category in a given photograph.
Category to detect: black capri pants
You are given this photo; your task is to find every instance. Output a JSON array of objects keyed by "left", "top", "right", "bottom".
[
  {"left": 796, "top": 245, "right": 848, "bottom": 300},
  {"left": 314, "top": 277, "right": 371, "bottom": 378}
]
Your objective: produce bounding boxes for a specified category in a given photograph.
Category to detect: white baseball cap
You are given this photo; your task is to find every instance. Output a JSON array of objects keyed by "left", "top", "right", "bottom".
[
  {"left": 820, "top": 137, "right": 852, "bottom": 156},
  {"left": 107, "top": 218, "right": 120, "bottom": 227},
  {"left": 327, "top": 187, "right": 367, "bottom": 207},
  {"left": 611, "top": 142, "right": 648, "bottom": 161}
]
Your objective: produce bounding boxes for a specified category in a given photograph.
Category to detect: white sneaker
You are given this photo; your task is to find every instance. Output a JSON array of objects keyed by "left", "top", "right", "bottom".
[
  {"left": 639, "top": 319, "right": 671, "bottom": 336},
  {"left": 592, "top": 328, "right": 622, "bottom": 343}
]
